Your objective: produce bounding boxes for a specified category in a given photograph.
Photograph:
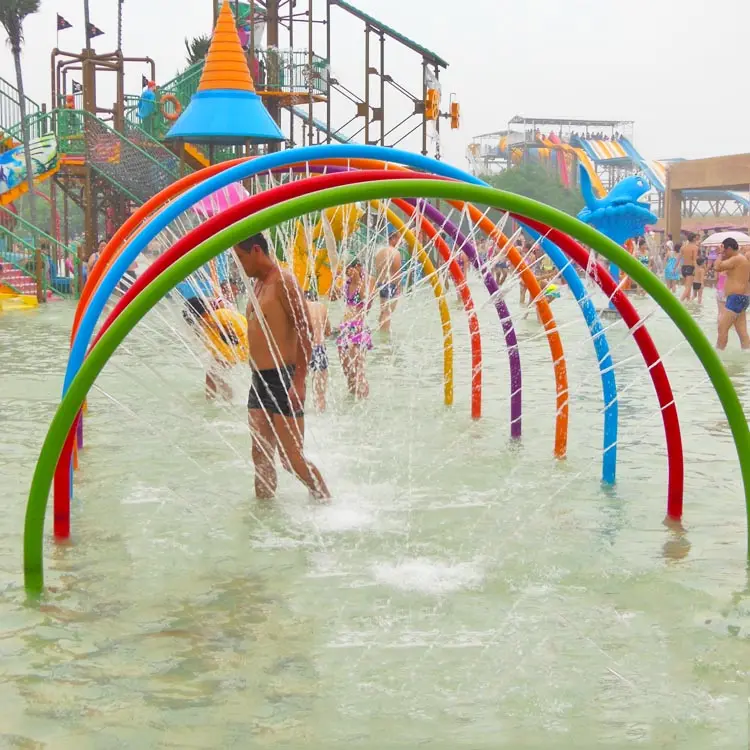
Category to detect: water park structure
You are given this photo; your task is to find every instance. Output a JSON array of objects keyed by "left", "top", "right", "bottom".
[
  {"left": 468, "top": 115, "right": 750, "bottom": 227},
  {"left": 0, "top": 0, "right": 456, "bottom": 303}
]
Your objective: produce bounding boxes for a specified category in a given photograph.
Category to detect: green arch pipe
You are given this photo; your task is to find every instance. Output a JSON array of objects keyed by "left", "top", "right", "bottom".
[{"left": 23, "top": 179, "right": 750, "bottom": 593}]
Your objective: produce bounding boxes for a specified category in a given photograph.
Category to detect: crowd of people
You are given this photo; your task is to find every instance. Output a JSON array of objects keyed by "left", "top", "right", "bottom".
[
  {"left": 648, "top": 232, "right": 750, "bottom": 350},
  {"left": 94, "top": 222, "right": 749, "bottom": 504}
]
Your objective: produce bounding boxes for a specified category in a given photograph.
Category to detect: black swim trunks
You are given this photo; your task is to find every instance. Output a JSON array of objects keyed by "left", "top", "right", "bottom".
[
  {"left": 682, "top": 265, "right": 695, "bottom": 278},
  {"left": 309, "top": 343, "right": 328, "bottom": 372},
  {"left": 247, "top": 365, "right": 304, "bottom": 418},
  {"left": 692, "top": 282, "right": 702, "bottom": 291}
]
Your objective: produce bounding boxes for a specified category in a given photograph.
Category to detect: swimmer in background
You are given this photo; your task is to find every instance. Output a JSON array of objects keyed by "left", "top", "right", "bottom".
[
  {"left": 337, "top": 259, "right": 374, "bottom": 399},
  {"left": 664, "top": 242, "right": 681, "bottom": 292},
  {"left": 177, "top": 252, "right": 235, "bottom": 399},
  {"left": 692, "top": 255, "right": 706, "bottom": 304},
  {"left": 519, "top": 241, "right": 537, "bottom": 306},
  {"left": 305, "top": 288, "right": 332, "bottom": 412},
  {"left": 234, "top": 233, "right": 330, "bottom": 501},
  {"left": 374, "top": 227, "right": 402, "bottom": 333},
  {"left": 492, "top": 242, "right": 510, "bottom": 286},
  {"left": 182, "top": 295, "right": 234, "bottom": 400},
  {"left": 714, "top": 237, "right": 750, "bottom": 350},
  {"left": 679, "top": 232, "right": 699, "bottom": 302},
  {"left": 526, "top": 283, "right": 560, "bottom": 323}
]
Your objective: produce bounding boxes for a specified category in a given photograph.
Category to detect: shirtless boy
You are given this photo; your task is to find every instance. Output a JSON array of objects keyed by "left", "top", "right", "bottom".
[
  {"left": 374, "top": 228, "right": 402, "bottom": 333},
  {"left": 305, "top": 288, "right": 332, "bottom": 412},
  {"left": 234, "top": 233, "right": 330, "bottom": 500},
  {"left": 679, "top": 232, "right": 699, "bottom": 302},
  {"left": 715, "top": 237, "right": 750, "bottom": 350}
]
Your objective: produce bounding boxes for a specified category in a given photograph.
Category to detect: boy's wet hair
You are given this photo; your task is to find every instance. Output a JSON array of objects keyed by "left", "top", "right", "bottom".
[
  {"left": 236, "top": 233, "right": 269, "bottom": 255},
  {"left": 686, "top": 232, "right": 698, "bottom": 243},
  {"left": 722, "top": 237, "right": 739, "bottom": 251}
]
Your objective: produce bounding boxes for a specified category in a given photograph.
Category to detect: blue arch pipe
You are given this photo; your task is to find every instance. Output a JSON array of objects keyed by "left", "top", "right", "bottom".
[
  {"left": 64, "top": 144, "right": 617, "bottom": 487},
  {"left": 523, "top": 226, "right": 617, "bottom": 483}
]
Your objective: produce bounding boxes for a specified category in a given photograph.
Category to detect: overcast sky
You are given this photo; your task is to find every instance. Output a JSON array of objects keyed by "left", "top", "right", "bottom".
[{"left": 2, "top": 0, "right": 748, "bottom": 168}]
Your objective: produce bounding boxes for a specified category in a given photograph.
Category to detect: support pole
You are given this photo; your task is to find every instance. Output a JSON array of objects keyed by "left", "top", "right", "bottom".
[
  {"left": 379, "top": 33, "right": 385, "bottom": 146},
  {"left": 665, "top": 168, "right": 682, "bottom": 242},
  {"left": 325, "top": 0, "right": 331, "bottom": 144},
  {"left": 364, "top": 24, "right": 370, "bottom": 145},
  {"left": 308, "top": 0, "right": 314, "bottom": 146}
]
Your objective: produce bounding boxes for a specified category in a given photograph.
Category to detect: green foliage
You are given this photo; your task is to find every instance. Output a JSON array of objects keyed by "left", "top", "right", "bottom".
[
  {"left": 0, "top": 0, "right": 41, "bottom": 53},
  {"left": 480, "top": 163, "right": 584, "bottom": 217},
  {"left": 184, "top": 34, "right": 211, "bottom": 66}
]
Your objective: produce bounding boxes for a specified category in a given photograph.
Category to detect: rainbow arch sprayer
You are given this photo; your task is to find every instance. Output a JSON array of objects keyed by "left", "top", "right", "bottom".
[{"left": 20, "top": 143, "right": 750, "bottom": 595}]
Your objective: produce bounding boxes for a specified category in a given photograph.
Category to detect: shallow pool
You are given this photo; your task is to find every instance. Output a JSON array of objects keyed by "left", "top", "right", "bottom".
[{"left": 1, "top": 280, "right": 748, "bottom": 747}]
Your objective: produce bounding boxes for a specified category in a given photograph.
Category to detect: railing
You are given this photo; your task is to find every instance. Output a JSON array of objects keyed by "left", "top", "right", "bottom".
[
  {"left": 0, "top": 76, "right": 41, "bottom": 133},
  {"left": 145, "top": 47, "right": 328, "bottom": 120},
  {"left": 5, "top": 110, "right": 54, "bottom": 144},
  {"left": 255, "top": 48, "right": 329, "bottom": 97},
  {"left": 0, "top": 225, "right": 82, "bottom": 298},
  {"left": 123, "top": 95, "right": 241, "bottom": 164}
]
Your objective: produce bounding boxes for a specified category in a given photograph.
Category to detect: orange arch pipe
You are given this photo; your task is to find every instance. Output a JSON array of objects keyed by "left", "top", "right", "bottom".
[{"left": 71, "top": 156, "right": 566, "bottom": 456}]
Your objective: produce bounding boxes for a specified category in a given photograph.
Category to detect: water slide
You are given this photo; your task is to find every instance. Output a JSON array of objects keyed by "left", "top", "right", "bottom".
[
  {"left": 617, "top": 136, "right": 665, "bottom": 191},
  {"left": 617, "top": 135, "right": 750, "bottom": 211},
  {"left": 0, "top": 134, "right": 59, "bottom": 205}
]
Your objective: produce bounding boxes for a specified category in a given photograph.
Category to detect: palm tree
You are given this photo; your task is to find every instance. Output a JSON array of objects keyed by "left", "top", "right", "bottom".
[
  {"left": 0, "top": 0, "right": 42, "bottom": 301},
  {"left": 184, "top": 35, "right": 211, "bottom": 66}
]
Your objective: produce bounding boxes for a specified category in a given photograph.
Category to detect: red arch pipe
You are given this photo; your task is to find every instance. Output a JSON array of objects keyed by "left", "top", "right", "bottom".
[{"left": 518, "top": 216, "right": 684, "bottom": 520}]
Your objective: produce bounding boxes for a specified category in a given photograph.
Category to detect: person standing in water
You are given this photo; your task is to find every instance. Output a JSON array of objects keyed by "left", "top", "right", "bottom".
[
  {"left": 715, "top": 237, "right": 750, "bottom": 350},
  {"left": 234, "top": 233, "right": 330, "bottom": 500},
  {"left": 305, "top": 288, "right": 332, "bottom": 412},
  {"left": 679, "top": 232, "right": 699, "bottom": 302},
  {"left": 337, "top": 259, "right": 374, "bottom": 399},
  {"left": 374, "top": 227, "right": 402, "bottom": 333},
  {"left": 692, "top": 255, "right": 706, "bottom": 304},
  {"left": 664, "top": 242, "right": 681, "bottom": 292}
]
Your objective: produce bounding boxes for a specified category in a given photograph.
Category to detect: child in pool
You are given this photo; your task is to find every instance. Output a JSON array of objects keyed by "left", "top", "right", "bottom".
[{"left": 664, "top": 243, "right": 681, "bottom": 292}]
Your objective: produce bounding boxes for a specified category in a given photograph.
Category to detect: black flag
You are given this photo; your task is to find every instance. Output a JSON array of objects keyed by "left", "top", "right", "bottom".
[
  {"left": 72, "top": 81, "right": 83, "bottom": 95},
  {"left": 87, "top": 23, "right": 105, "bottom": 39},
  {"left": 142, "top": 75, "right": 149, "bottom": 89},
  {"left": 57, "top": 14, "right": 73, "bottom": 31}
]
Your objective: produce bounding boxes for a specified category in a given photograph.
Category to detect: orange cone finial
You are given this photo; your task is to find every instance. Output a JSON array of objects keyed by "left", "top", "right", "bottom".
[{"left": 198, "top": 0, "right": 255, "bottom": 93}]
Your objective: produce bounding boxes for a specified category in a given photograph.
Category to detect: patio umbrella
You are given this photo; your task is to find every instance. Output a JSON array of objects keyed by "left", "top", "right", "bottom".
[{"left": 701, "top": 230, "right": 750, "bottom": 246}]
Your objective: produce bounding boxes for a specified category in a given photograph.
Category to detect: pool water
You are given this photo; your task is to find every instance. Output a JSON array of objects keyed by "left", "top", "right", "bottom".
[{"left": 0, "top": 280, "right": 748, "bottom": 747}]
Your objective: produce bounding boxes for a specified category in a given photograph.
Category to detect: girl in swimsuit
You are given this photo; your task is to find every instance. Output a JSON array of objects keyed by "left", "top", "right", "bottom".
[{"left": 337, "top": 259, "right": 373, "bottom": 399}]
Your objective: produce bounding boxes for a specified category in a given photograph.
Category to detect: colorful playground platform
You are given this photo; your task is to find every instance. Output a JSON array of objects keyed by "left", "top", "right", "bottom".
[{"left": 0, "top": 0, "right": 454, "bottom": 302}]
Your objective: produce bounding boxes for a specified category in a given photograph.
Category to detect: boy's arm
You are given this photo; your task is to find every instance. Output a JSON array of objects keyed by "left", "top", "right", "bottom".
[{"left": 715, "top": 256, "right": 736, "bottom": 273}]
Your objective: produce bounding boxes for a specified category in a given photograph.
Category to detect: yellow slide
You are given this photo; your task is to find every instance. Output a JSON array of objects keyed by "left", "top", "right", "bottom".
[
  {"left": 538, "top": 136, "right": 606, "bottom": 199},
  {"left": 183, "top": 143, "right": 210, "bottom": 169}
]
